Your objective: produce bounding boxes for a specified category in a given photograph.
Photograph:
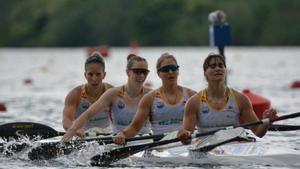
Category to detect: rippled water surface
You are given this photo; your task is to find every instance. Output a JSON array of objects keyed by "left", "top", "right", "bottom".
[{"left": 0, "top": 47, "right": 299, "bottom": 169}]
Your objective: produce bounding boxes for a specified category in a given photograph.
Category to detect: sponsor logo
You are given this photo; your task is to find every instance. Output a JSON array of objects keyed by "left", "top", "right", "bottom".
[
  {"left": 156, "top": 101, "right": 164, "bottom": 109},
  {"left": 202, "top": 106, "right": 209, "bottom": 114},
  {"left": 82, "top": 102, "right": 89, "bottom": 109},
  {"left": 117, "top": 101, "right": 125, "bottom": 109}
]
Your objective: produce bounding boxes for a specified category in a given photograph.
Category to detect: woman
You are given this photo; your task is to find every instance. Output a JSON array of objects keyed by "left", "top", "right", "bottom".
[
  {"left": 177, "top": 53, "right": 277, "bottom": 144},
  {"left": 62, "top": 54, "right": 151, "bottom": 141},
  {"left": 62, "top": 52, "right": 113, "bottom": 138},
  {"left": 114, "top": 53, "right": 196, "bottom": 145}
]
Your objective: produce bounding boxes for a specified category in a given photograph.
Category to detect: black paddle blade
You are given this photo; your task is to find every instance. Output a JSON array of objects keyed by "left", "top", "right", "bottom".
[
  {"left": 90, "top": 146, "right": 142, "bottom": 166},
  {"left": 90, "top": 141, "right": 167, "bottom": 166},
  {"left": 0, "top": 122, "right": 60, "bottom": 140},
  {"left": 28, "top": 142, "right": 82, "bottom": 160},
  {"left": 28, "top": 137, "right": 115, "bottom": 160}
]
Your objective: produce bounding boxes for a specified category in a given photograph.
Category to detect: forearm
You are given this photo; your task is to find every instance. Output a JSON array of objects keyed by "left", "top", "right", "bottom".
[
  {"left": 122, "top": 125, "right": 141, "bottom": 138},
  {"left": 251, "top": 123, "right": 268, "bottom": 138},
  {"left": 69, "top": 113, "right": 90, "bottom": 131},
  {"left": 63, "top": 118, "right": 73, "bottom": 131}
]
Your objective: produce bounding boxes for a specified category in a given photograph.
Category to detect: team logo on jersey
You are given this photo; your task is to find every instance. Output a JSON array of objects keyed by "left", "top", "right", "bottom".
[
  {"left": 81, "top": 102, "right": 89, "bottom": 109},
  {"left": 117, "top": 101, "right": 125, "bottom": 109},
  {"left": 156, "top": 101, "right": 164, "bottom": 109},
  {"left": 226, "top": 105, "right": 235, "bottom": 113},
  {"left": 201, "top": 106, "right": 209, "bottom": 114}
]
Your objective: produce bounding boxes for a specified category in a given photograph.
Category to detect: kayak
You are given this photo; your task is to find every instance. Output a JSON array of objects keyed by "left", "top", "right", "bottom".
[{"left": 125, "top": 128, "right": 300, "bottom": 167}]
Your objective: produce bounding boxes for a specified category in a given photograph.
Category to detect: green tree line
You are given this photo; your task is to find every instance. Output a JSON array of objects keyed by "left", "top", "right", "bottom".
[{"left": 0, "top": 0, "right": 299, "bottom": 46}]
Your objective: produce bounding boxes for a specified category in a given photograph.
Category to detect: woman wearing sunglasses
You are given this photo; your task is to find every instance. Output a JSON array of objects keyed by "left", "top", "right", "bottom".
[
  {"left": 114, "top": 53, "right": 196, "bottom": 145},
  {"left": 62, "top": 52, "right": 113, "bottom": 138},
  {"left": 62, "top": 54, "right": 151, "bottom": 141},
  {"left": 177, "top": 53, "right": 277, "bottom": 144}
]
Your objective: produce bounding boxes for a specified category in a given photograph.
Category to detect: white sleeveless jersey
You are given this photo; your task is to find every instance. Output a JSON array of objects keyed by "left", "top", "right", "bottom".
[
  {"left": 75, "top": 86, "right": 110, "bottom": 130},
  {"left": 150, "top": 88, "right": 190, "bottom": 134},
  {"left": 196, "top": 88, "right": 240, "bottom": 133},
  {"left": 110, "top": 86, "right": 151, "bottom": 134}
]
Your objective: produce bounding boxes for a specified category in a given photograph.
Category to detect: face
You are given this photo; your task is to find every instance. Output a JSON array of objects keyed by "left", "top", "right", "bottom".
[
  {"left": 157, "top": 58, "right": 179, "bottom": 83},
  {"left": 204, "top": 57, "right": 226, "bottom": 82},
  {"left": 127, "top": 61, "right": 149, "bottom": 84},
  {"left": 84, "top": 63, "right": 106, "bottom": 87}
]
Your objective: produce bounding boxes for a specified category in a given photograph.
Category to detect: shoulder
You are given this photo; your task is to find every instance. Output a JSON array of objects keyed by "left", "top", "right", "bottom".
[
  {"left": 181, "top": 86, "right": 197, "bottom": 97},
  {"left": 64, "top": 85, "right": 83, "bottom": 103},
  {"left": 143, "top": 87, "right": 152, "bottom": 94},
  {"left": 67, "top": 85, "right": 83, "bottom": 98},
  {"left": 230, "top": 88, "right": 251, "bottom": 106},
  {"left": 103, "top": 82, "right": 114, "bottom": 90},
  {"left": 140, "top": 89, "right": 158, "bottom": 103},
  {"left": 104, "top": 86, "right": 122, "bottom": 96},
  {"left": 187, "top": 92, "right": 201, "bottom": 104}
]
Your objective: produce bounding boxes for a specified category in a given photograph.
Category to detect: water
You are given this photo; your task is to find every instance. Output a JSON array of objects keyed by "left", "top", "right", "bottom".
[{"left": 0, "top": 47, "right": 300, "bottom": 169}]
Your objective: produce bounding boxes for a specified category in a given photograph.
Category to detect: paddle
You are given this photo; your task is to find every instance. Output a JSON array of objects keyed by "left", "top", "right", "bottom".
[
  {"left": 27, "top": 133, "right": 165, "bottom": 160},
  {"left": 268, "top": 124, "right": 300, "bottom": 131},
  {"left": 90, "top": 112, "right": 300, "bottom": 166},
  {"left": 0, "top": 122, "right": 110, "bottom": 140}
]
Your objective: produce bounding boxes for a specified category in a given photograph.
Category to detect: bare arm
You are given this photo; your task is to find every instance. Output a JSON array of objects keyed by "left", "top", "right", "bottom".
[
  {"left": 183, "top": 94, "right": 199, "bottom": 132},
  {"left": 177, "top": 93, "right": 200, "bottom": 144},
  {"left": 123, "top": 92, "right": 154, "bottom": 137},
  {"left": 62, "top": 89, "right": 80, "bottom": 131},
  {"left": 235, "top": 91, "right": 269, "bottom": 137}
]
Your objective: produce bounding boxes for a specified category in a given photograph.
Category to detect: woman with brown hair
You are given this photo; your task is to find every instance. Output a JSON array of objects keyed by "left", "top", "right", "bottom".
[
  {"left": 62, "top": 54, "right": 151, "bottom": 141},
  {"left": 177, "top": 53, "right": 277, "bottom": 144},
  {"left": 114, "top": 53, "right": 196, "bottom": 145}
]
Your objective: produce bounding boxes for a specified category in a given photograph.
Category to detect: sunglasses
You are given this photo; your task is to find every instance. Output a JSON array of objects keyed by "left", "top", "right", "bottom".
[
  {"left": 130, "top": 68, "right": 150, "bottom": 75},
  {"left": 158, "top": 64, "right": 179, "bottom": 73},
  {"left": 208, "top": 63, "right": 225, "bottom": 69}
]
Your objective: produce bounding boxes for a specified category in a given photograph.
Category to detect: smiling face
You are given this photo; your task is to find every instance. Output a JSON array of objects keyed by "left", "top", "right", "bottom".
[
  {"left": 204, "top": 56, "right": 226, "bottom": 82},
  {"left": 84, "top": 62, "right": 106, "bottom": 87},
  {"left": 127, "top": 60, "right": 149, "bottom": 84}
]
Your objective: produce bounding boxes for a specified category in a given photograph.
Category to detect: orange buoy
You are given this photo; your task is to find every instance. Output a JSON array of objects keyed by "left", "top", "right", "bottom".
[
  {"left": 242, "top": 89, "right": 270, "bottom": 120},
  {"left": 290, "top": 80, "right": 300, "bottom": 89},
  {"left": 86, "top": 45, "right": 110, "bottom": 58},
  {"left": 0, "top": 103, "right": 7, "bottom": 112}
]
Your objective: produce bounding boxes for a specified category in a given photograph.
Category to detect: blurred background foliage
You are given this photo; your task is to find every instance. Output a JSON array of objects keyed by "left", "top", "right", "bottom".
[{"left": 0, "top": 0, "right": 299, "bottom": 46}]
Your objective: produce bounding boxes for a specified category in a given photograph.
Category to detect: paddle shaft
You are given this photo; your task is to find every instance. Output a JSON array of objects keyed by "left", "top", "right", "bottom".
[{"left": 268, "top": 124, "right": 300, "bottom": 131}]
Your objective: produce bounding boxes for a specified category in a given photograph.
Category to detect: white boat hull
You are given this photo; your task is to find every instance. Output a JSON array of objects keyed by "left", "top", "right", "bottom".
[{"left": 128, "top": 141, "right": 300, "bottom": 167}]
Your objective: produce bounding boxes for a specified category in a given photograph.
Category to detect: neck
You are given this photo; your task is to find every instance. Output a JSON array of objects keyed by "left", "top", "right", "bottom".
[
  {"left": 85, "top": 84, "right": 103, "bottom": 98},
  {"left": 125, "top": 82, "right": 143, "bottom": 98},
  {"left": 207, "top": 83, "right": 226, "bottom": 98},
  {"left": 162, "top": 83, "right": 178, "bottom": 94}
]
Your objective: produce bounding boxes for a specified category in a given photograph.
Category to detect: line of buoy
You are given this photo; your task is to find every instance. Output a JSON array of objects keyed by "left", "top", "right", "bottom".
[
  {"left": 0, "top": 103, "right": 7, "bottom": 112},
  {"left": 23, "top": 78, "right": 33, "bottom": 85},
  {"left": 290, "top": 80, "right": 300, "bottom": 89}
]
